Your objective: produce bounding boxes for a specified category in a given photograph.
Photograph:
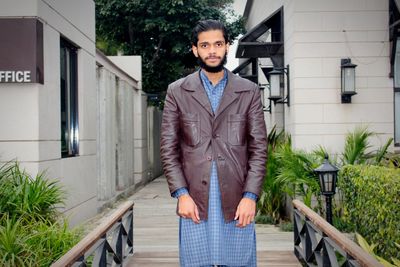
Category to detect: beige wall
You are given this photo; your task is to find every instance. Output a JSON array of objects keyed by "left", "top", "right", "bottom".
[{"left": 245, "top": 0, "right": 393, "bottom": 154}]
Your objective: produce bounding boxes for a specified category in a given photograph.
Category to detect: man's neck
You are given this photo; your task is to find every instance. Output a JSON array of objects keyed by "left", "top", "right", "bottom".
[{"left": 202, "top": 69, "right": 225, "bottom": 86}]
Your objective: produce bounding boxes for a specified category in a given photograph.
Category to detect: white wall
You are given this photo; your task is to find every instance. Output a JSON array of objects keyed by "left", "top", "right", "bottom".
[{"left": 245, "top": 0, "right": 393, "bottom": 154}]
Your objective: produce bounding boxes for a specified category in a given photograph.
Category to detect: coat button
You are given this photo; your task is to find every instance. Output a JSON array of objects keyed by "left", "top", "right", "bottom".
[
  {"left": 202, "top": 180, "right": 207, "bottom": 185},
  {"left": 207, "top": 156, "right": 212, "bottom": 161}
]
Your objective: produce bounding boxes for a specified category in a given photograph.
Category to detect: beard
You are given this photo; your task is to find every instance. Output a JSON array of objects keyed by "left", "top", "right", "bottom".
[{"left": 197, "top": 51, "right": 228, "bottom": 73}]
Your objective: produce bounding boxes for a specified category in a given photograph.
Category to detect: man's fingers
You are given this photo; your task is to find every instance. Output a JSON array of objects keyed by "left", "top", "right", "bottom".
[
  {"left": 246, "top": 215, "right": 251, "bottom": 225},
  {"left": 194, "top": 205, "right": 200, "bottom": 221},
  {"left": 235, "top": 212, "right": 255, "bottom": 227}
]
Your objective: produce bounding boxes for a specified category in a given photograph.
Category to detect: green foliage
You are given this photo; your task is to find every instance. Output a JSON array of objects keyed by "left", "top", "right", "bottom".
[
  {"left": 0, "top": 216, "right": 34, "bottom": 266},
  {"left": 340, "top": 165, "right": 400, "bottom": 260},
  {"left": 255, "top": 214, "right": 274, "bottom": 224},
  {"left": 0, "top": 215, "right": 81, "bottom": 266},
  {"left": 0, "top": 161, "right": 81, "bottom": 266},
  {"left": 257, "top": 125, "right": 326, "bottom": 223},
  {"left": 0, "top": 162, "right": 64, "bottom": 222},
  {"left": 275, "top": 143, "right": 322, "bottom": 209},
  {"left": 356, "top": 233, "right": 400, "bottom": 267},
  {"left": 279, "top": 221, "right": 293, "bottom": 232},
  {"left": 95, "top": 0, "right": 245, "bottom": 96},
  {"left": 257, "top": 126, "right": 288, "bottom": 224},
  {"left": 341, "top": 126, "right": 394, "bottom": 166},
  {"left": 341, "top": 126, "right": 373, "bottom": 165}
]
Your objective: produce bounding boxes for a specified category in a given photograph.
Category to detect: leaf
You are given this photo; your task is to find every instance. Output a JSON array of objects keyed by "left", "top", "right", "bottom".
[
  {"left": 391, "top": 258, "right": 400, "bottom": 267},
  {"left": 355, "top": 232, "right": 376, "bottom": 253},
  {"left": 374, "top": 137, "right": 393, "bottom": 165},
  {"left": 376, "top": 255, "right": 396, "bottom": 267},
  {"left": 342, "top": 126, "right": 373, "bottom": 165}
]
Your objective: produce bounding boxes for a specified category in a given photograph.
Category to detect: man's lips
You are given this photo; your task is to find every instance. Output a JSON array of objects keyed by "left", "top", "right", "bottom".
[{"left": 206, "top": 57, "right": 220, "bottom": 62}]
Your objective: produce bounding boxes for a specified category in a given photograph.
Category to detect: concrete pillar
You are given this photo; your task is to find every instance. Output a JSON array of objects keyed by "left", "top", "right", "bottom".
[
  {"left": 133, "top": 90, "right": 149, "bottom": 184},
  {"left": 97, "top": 67, "right": 116, "bottom": 200},
  {"left": 116, "top": 79, "right": 134, "bottom": 190}
]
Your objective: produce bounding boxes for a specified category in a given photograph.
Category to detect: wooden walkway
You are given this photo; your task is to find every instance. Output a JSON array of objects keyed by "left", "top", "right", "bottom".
[{"left": 126, "top": 176, "right": 301, "bottom": 267}]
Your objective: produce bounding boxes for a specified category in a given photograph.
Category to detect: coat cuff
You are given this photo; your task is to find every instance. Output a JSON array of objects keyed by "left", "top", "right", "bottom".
[
  {"left": 172, "top": 187, "right": 189, "bottom": 198},
  {"left": 243, "top": 191, "right": 258, "bottom": 201}
]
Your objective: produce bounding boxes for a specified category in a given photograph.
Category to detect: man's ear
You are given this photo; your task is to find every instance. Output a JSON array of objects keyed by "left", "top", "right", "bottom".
[
  {"left": 226, "top": 43, "right": 230, "bottom": 54},
  {"left": 192, "top": 45, "right": 198, "bottom": 58}
]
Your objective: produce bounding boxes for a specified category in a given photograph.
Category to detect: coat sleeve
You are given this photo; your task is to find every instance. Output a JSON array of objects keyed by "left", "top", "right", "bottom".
[
  {"left": 243, "top": 84, "right": 268, "bottom": 196},
  {"left": 160, "top": 85, "right": 188, "bottom": 195}
]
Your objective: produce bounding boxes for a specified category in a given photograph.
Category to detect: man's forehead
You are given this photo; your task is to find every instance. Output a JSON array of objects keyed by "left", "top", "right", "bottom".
[{"left": 197, "top": 30, "right": 225, "bottom": 42}]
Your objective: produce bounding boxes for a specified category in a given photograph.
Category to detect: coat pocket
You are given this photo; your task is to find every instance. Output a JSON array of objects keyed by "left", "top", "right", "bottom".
[
  {"left": 228, "top": 113, "right": 246, "bottom": 146},
  {"left": 181, "top": 113, "right": 200, "bottom": 147}
]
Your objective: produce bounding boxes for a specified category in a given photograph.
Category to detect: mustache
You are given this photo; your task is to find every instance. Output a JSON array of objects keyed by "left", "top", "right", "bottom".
[{"left": 205, "top": 56, "right": 221, "bottom": 60}]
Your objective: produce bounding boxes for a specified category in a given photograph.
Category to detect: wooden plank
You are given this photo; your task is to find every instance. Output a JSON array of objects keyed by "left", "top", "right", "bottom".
[
  {"left": 126, "top": 177, "right": 301, "bottom": 266},
  {"left": 127, "top": 251, "right": 301, "bottom": 267}
]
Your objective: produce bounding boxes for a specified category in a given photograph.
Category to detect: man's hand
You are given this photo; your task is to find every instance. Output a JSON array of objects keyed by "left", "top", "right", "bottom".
[
  {"left": 234, "top": 198, "right": 256, "bottom": 228},
  {"left": 178, "top": 194, "right": 200, "bottom": 224}
]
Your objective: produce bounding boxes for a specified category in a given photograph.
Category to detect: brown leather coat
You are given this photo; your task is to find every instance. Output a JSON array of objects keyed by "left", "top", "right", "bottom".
[{"left": 160, "top": 70, "right": 267, "bottom": 222}]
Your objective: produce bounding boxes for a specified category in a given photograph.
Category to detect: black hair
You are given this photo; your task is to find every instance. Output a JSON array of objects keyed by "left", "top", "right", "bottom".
[{"left": 191, "top": 19, "right": 229, "bottom": 46}]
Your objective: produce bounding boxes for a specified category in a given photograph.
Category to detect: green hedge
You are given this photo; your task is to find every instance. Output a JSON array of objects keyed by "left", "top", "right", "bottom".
[{"left": 339, "top": 165, "right": 400, "bottom": 260}]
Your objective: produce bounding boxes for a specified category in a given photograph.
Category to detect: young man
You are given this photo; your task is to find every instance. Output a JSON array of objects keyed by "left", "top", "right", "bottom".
[{"left": 160, "top": 20, "right": 267, "bottom": 267}]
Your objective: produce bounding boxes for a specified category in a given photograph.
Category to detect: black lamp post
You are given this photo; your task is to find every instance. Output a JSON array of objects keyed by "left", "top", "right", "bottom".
[{"left": 314, "top": 155, "right": 339, "bottom": 224}]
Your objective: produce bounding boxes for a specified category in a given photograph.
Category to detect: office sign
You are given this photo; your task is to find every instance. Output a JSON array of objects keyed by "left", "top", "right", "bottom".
[{"left": 0, "top": 18, "right": 44, "bottom": 84}]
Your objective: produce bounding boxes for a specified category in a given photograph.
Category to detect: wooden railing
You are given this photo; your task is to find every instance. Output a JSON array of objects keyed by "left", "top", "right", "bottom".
[
  {"left": 293, "top": 200, "right": 382, "bottom": 267},
  {"left": 51, "top": 200, "right": 134, "bottom": 267}
]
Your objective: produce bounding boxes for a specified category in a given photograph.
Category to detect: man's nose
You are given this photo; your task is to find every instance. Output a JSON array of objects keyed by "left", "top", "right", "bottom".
[{"left": 209, "top": 44, "right": 217, "bottom": 53}]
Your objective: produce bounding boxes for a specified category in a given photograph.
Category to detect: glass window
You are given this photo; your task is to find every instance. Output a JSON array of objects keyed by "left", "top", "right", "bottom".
[{"left": 60, "top": 38, "right": 79, "bottom": 157}]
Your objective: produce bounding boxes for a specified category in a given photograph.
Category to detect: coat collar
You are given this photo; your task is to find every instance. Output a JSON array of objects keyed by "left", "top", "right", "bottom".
[{"left": 181, "top": 69, "right": 251, "bottom": 118}]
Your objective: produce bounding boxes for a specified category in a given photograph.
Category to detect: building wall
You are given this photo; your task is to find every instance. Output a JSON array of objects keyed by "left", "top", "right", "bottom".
[
  {"left": 0, "top": 0, "right": 155, "bottom": 226},
  {"left": 245, "top": 0, "right": 394, "bottom": 154},
  {"left": 0, "top": 0, "right": 98, "bottom": 225}
]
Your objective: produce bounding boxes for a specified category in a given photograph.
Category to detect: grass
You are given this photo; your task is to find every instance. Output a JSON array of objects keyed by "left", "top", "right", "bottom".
[{"left": 0, "top": 161, "right": 81, "bottom": 266}]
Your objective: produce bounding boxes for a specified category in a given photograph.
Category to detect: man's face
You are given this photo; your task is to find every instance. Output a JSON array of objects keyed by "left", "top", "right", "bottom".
[{"left": 192, "top": 30, "right": 229, "bottom": 73}]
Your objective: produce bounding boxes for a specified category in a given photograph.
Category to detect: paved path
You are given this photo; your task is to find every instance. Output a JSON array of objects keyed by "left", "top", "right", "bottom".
[{"left": 126, "top": 176, "right": 300, "bottom": 267}]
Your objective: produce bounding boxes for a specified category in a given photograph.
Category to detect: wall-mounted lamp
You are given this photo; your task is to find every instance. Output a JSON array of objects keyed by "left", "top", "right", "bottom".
[
  {"left": 268, "top": 65, "right": 290, "bottom": 106},
  {"left": 341, "top": 58, "right": 357, "bottom": 103},
  {"left": 259, "top": 86, "right": 272, "bottom": 113}
]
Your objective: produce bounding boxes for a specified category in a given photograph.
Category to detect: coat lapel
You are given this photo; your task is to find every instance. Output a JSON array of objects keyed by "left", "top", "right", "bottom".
[
  {"left": 181, "top": 70, "right": 250, "bottom": 119},
  {"left": 214, "top": 71, "right": 239, "bottom": 119},
  {"left": 181, "top": 71, "right": 213, "bottom": 117}
]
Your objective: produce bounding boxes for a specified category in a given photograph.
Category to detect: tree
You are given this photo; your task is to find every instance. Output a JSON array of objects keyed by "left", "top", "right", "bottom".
[{"left": 95, "top": 0, "right": 244, "bottom": 99}]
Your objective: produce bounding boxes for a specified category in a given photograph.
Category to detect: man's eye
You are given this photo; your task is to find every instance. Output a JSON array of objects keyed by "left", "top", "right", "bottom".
[{"left": 201, "top": 44, "right": 208, "bottom": 48}]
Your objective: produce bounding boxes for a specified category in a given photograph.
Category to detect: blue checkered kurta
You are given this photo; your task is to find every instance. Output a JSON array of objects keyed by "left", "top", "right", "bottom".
[{"left": 172, "top": 69, "right": 258, "bottom": 267}]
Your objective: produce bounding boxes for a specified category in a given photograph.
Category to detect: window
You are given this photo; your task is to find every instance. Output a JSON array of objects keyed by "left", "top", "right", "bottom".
[{"left": 60, "top": 38, "right": 79, "bottom": 157}]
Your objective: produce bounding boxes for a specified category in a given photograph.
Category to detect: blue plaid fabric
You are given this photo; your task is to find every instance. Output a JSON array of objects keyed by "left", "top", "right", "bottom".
[{"left": 172, "top": 69, "right": 257, "bottom": 267}]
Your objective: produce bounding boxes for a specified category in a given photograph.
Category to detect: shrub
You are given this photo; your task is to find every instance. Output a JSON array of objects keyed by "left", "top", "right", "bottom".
[
  {"left": 0, "top": 162, "right": 64, "bottom": 222},
  {"left": 339, "top": 165, "right": 400, "bottom": 260},
  {"left": 257, "top": 126, "right": 287, "bottom": 223},
  {"left": 0, "top": 161, "right": 81, "bottom": 266}
]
